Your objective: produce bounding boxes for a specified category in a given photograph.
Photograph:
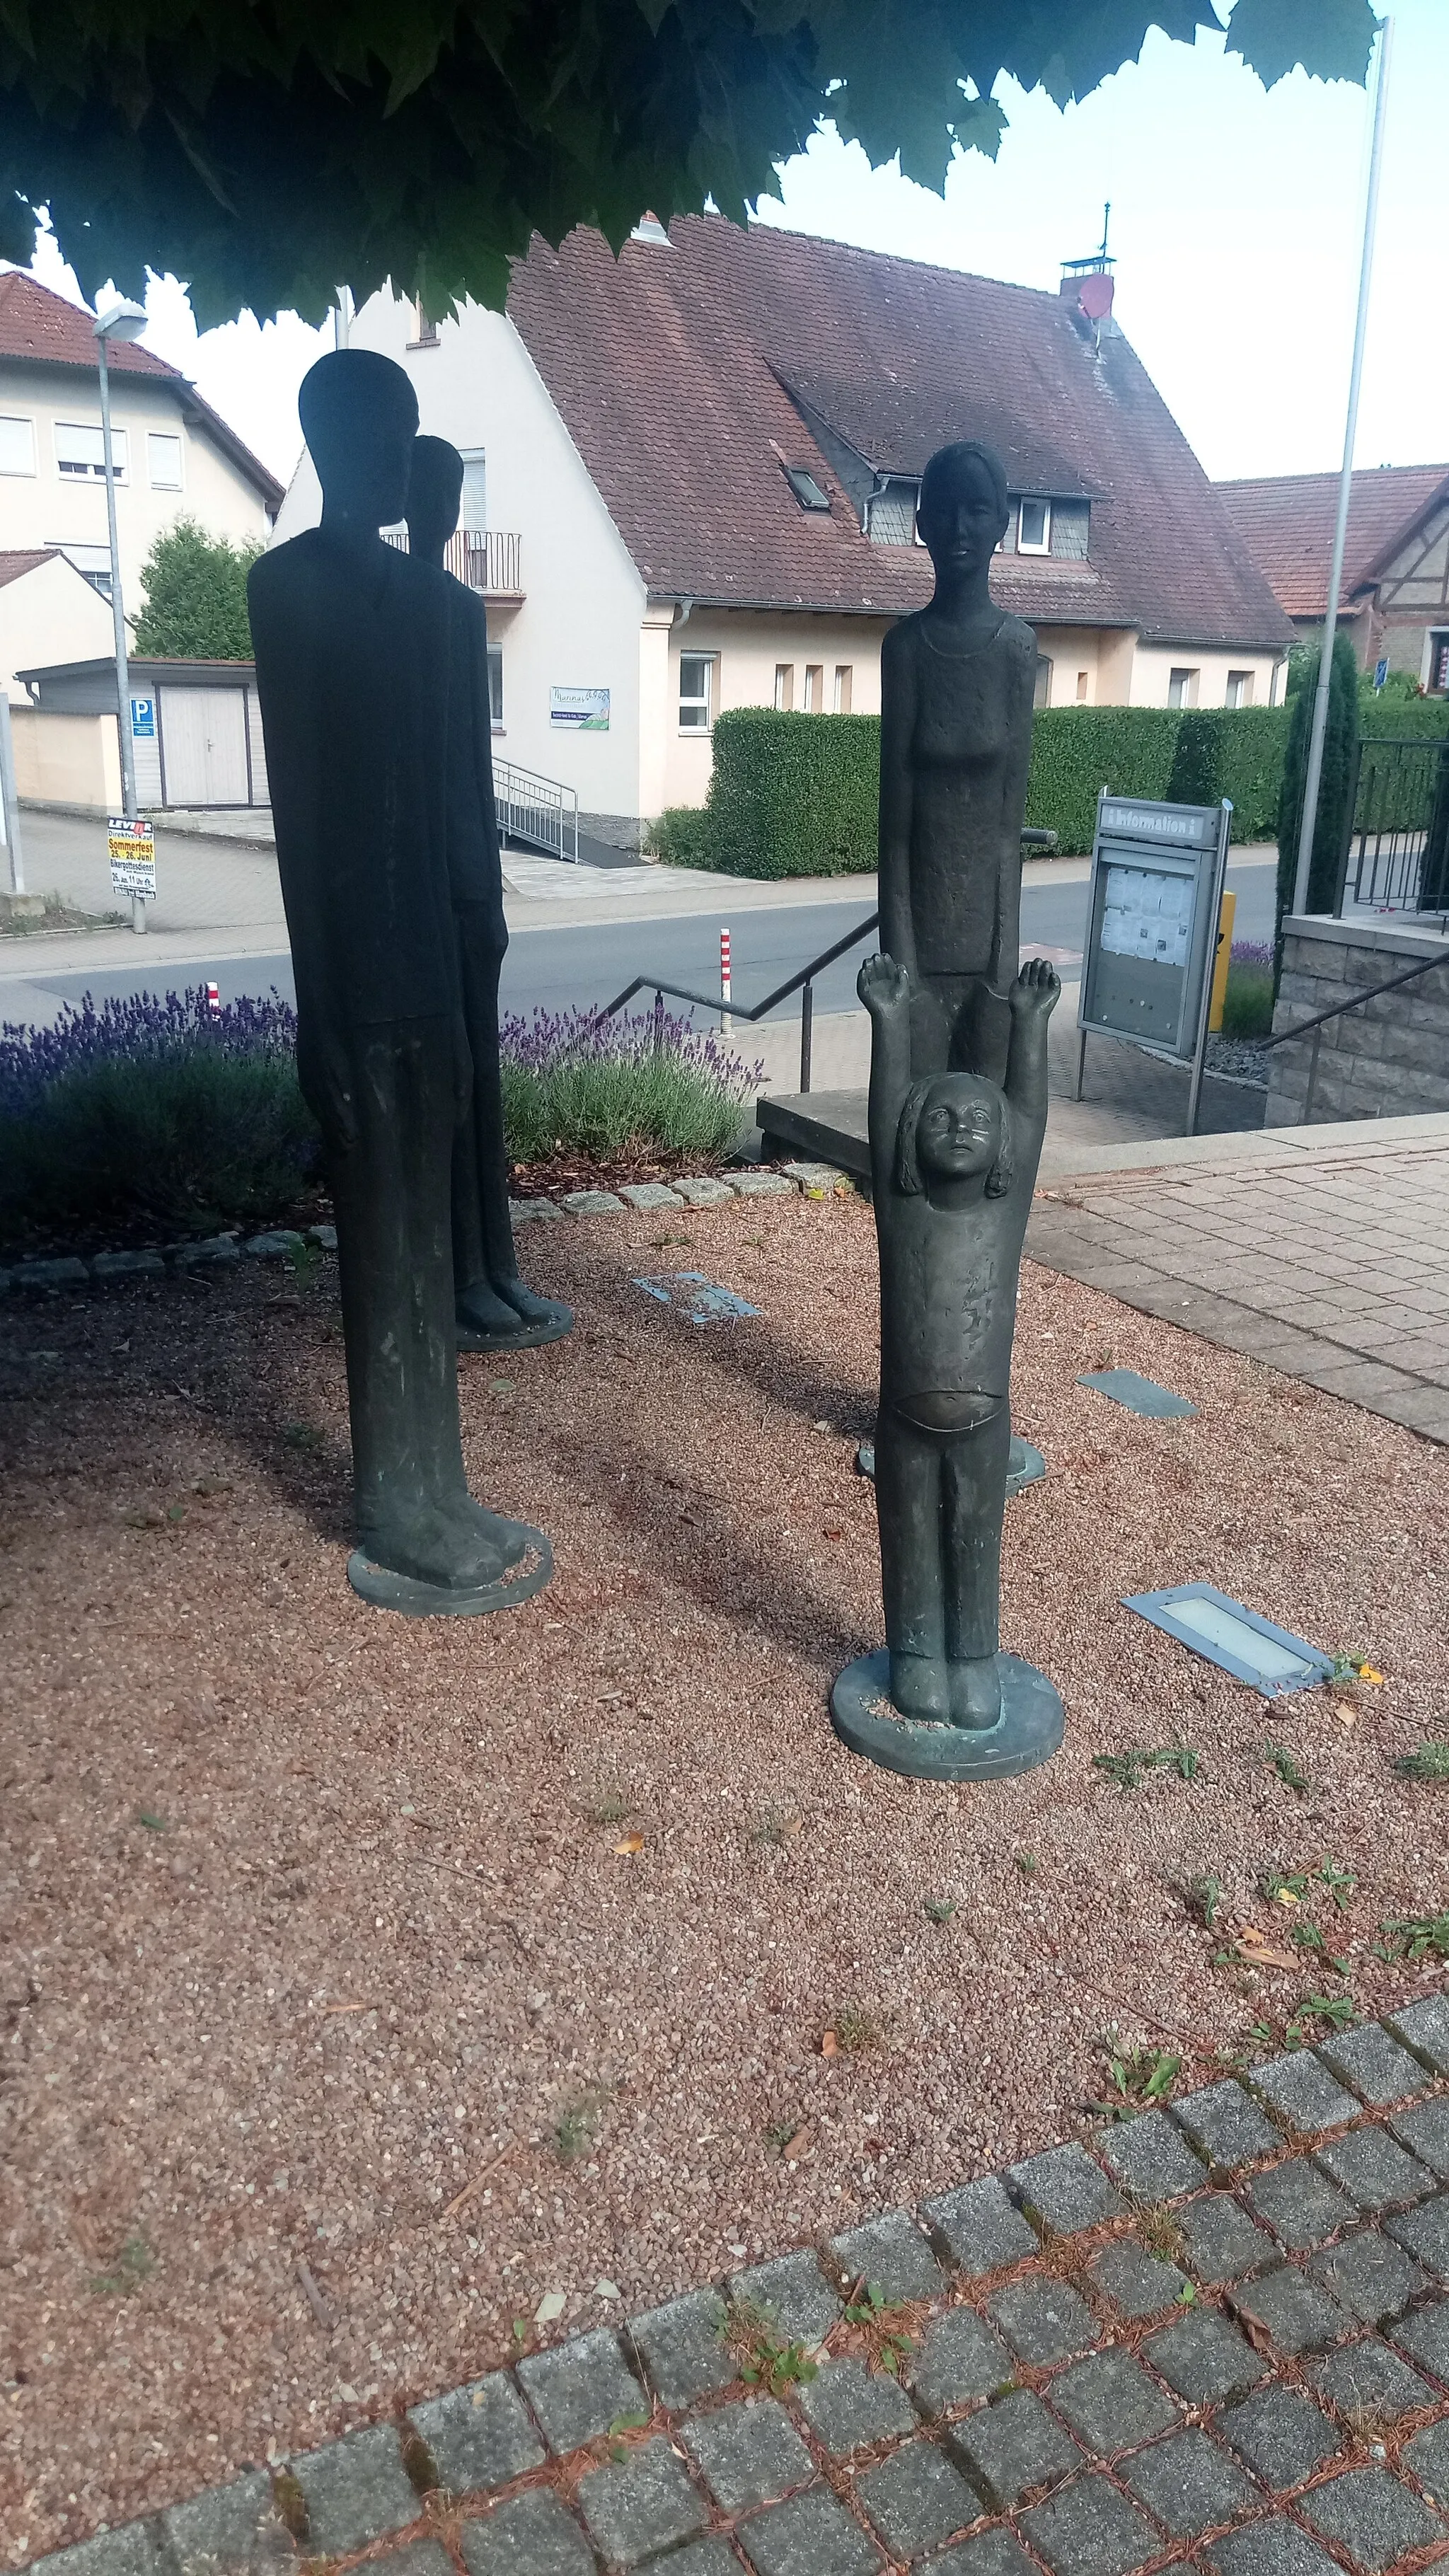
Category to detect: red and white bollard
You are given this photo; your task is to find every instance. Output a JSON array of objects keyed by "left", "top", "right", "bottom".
[
  {"left": 205, "top": 980, "right": 221, "bottom": 1018},
  {"left": 720, "top": 925, "right": 732, "bottom": 1036}
]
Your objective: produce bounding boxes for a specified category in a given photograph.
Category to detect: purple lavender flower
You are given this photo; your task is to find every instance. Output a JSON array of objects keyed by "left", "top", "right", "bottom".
[{"left": 0, "top": 986, "right": 298, "bottom": 1120}]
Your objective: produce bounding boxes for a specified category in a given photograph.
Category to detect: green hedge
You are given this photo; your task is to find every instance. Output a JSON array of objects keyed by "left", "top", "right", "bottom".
[{"left": 657, "top": 691, "right": 1449, "bottom": 881}]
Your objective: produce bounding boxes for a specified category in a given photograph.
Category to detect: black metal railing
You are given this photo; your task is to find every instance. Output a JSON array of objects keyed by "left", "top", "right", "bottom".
[
  {"left": 599, "top": 910, "right": 880, "bottom": 1092},
  {"left": 1263, "top": 939, "right": 1449, "bottom": 1121},
  {"left": 1334, "top": 734, "right": 1449, "bottom": 917}
]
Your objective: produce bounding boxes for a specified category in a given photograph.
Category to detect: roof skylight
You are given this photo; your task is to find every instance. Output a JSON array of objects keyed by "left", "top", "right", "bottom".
[{"left": 783, "top": 463, "right": 830, "bottom": 513}]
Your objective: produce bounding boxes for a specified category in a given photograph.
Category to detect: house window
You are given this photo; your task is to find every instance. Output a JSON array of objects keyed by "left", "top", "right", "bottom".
[
  {"left": 1225, "top": 669, "right": 1254, "bottom": 709},
  {"left": 1017, "top": 497, "right": 1051, "bottom": 554},
  {"left": 866, "top": 478, "right": 920, "bottom": 546},
  {"left": 1428, "top": 633, "right": 1449, "bottom": 695},
  {"left": 833, "top": 664, "right": 853, "bottom": 714},
  {"left": 1167, "top": 666, "right": 1199, "bottom": 709},
  {"left": 1076, "top": 670, "right": 1090, "bottom": 703},
  {"left": 460, "top": 452, "right": 487, "bottom": 533},
  {"left": 804, "top": 663, "right": 824, "bottom": 714},
  {"left": 1034, "top": 657, "right": 1053, "bottom": 710},
  {"left": 0, "top": 415, "right": 35, "bottom": 476},
  {"left": 783, "top": 463, "right": 830, "bottom": 512},
  {"left": 773, "top": 663, "right": 794, "bottom": 711},
  {"left": 487, "top": 645, "right": 503, "bottom": 729},
  {"left": 147, "top": 432, "right": 183, "bottom": 490},
  {"left": 57, "top": 422, "right": 127, "bottom": 481},
  {"left": 679, "top": 652, "right": 714, "bottom": 732},
  {"left": 412, "top": 301, "right": 439, "bottom": 347}
]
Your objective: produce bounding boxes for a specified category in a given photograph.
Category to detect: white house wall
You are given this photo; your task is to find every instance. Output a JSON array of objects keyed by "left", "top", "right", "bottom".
[
  {"left": 0, "top": 554, "right": 114, "bottom": 697},
  {"left": 0, "top": 359, "right": 273, "bottom": 640},
  {"left": 274, "top": 291, "right": 650, "bottom": 829},
  {"left": 1130, "top": 643, "right": 1286, "bottom": 709}
]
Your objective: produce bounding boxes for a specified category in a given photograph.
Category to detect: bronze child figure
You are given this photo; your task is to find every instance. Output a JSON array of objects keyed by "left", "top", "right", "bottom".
[{"left": 829, "top": 951, "right": 1065, "bottom": 1781}]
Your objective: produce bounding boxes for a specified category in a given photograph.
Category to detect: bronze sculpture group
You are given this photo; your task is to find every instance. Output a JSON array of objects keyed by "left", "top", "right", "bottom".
[{"left": 251, "top": 366, "right": 1061, "bottom": 1777}]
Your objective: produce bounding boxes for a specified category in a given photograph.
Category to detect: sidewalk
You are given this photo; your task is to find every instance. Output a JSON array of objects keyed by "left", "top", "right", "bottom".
[{"left": 1027, "top": 1112, "right": 1449, "bottom": 1441}]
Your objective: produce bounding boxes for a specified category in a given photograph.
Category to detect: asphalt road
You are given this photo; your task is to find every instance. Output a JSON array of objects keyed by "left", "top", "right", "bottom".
[{"left": 2, "top": 860, "right": 1276, "bottom": 1029}]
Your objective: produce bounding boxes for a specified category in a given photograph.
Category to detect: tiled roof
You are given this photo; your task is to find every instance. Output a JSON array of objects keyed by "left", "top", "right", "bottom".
[
  {"left": 1217, "top": 464, "right": 1449, "bottom": 619},
  {"left": 0, "top": 547, "right": 61, "bottom": 590},
  {"left": 507, "top": 216, "right": 1292, "bottom": 648},
  {"left": 0, "top": 271, "right": 284, "bottom": 509}
]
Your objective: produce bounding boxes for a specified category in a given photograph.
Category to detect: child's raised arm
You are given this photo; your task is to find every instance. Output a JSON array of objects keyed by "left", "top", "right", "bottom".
[
  {"left": 858, "top": 952, "right": 913, "bottom": 1179},
  {"left": 1003, "top": 957, "right": 1060, "bottom": 1139}
]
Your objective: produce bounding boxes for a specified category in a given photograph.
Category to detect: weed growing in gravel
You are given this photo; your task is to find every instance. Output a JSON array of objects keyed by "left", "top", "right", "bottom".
[
  {"left": 586, "top": 1786, "right": 632, "bottom": 1826},
  {"left": 1185, "top": 1874, "right": 1223, "bottom": 1929},
  {"left": 749, "top": 1805, "right": 802, "bottom": 1849},
  {"left": 1395, "top": 1743, "right": 1449, "bottom": 1784},
  {"left": 1094, "top": 1746, "right": 1199, "bottom": 1791},
  {"left": 287, "top": 1238, "right": 322, "bottom": 1286},
  {"left": 923, "top": 1895, "right": 957, "bottom": 1924},
  {"left": 1266, "top": 1745, "right": 1312, "bottom": 1796},
  {"left": 554, "top": 2100, "right": 600, "bottom": 2164},
  {"left": 1013, "top": 1851, "right": 1038, "bottom": 1878},
  {"left": 1379, "top": 1912, "right": 1449, "bottom": 1963},
  {"left": 282, "top": 1421, "right": 323, "bottom": 1454},
  {"left": 1286, "top": 1994, "right": 1357, "bottom": 2039},
  {"left": 1289, "top": 1921, "right": 1349, "bottom": 1975},
  {"left": 724, "top": 2301, "right": 819, "bottom": 2396},
  {"left": 1091, "top": 2045, "right": 1182, "bottom": 2120},
  {"left": 134, "top": 1808, "right": 166, "bottom": 1832},
  {"left": 828, "top": 2004, "right": 882, "bottom": 2053},
  {"left": 765, "top": 2115, "right": 807, "bottom": 2156},
  {"left": 88, "top": 2234, "right": 154, "bottom": 2297}
]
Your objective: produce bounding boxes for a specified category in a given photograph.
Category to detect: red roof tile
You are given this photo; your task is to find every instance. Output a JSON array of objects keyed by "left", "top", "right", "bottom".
[
  {"left": 0, "top": 547, "right": 62, "bottom": 590},
  {"left": 0, "top": 271, "right": 284, "bottom": 508},
  {"left": 507, "top": 217, "right": 1291, "bottom": 649},
  {"left": 1217, "top": 465, "right": 1449, "bottom": 620}
]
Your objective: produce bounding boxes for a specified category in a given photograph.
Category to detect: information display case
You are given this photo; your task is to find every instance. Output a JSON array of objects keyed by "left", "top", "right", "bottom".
[{"left": 1074, "top": 793, "right": 1232, "bottom": 1136}]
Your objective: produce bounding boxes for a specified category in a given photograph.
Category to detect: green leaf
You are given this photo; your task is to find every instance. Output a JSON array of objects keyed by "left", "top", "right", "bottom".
[{"left": 1224, "top": 0, "right": 1379, "bottom": 89}]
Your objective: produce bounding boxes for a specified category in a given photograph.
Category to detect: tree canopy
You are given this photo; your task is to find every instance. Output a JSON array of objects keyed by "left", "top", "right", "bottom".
[
  {"left": 133, "top": 518, "right": 262, "bottom": 659},
  {"left": 0, "top": 0, "right": 1378, "bottom": 328}
]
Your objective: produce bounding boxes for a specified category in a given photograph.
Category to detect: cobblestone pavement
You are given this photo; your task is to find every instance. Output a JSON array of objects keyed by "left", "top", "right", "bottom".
[
  {"left": 28, "top": 1997, "right": 1449, "bottom": 2576},
  {"left": 1028, "top": 1127, "right": 1449, "bottom": 1443}
]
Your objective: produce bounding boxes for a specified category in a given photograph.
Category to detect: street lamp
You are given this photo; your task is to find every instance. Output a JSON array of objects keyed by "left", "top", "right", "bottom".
[{"left": 93, "top": 294, "right": 148, "bottom": 932}]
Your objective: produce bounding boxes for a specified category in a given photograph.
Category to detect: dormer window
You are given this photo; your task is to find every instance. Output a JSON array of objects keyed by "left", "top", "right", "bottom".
[
  {"left": 1017, "top": 497, "right": 1051, "bottom": 553},
  {"left": 783, "top": 463, "right": 831, "bottom": 512}
]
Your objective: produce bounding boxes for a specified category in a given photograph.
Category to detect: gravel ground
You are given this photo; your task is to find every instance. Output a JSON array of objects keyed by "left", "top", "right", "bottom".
[
  {"left": 1203, "top": 1032, "right": 1270, "bottom": 1087},
  {"left": 4, "top": 1194, "right": 1448, "bottom": 2563}
]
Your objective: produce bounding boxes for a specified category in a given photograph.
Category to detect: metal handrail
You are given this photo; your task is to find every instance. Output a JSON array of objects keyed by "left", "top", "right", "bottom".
[
  {"left": 599, "top": 908, "right": 880, "bottom": 1093},
  {"left": 1263, "top": 938, "right": 1449, "bottom": 1122},
  {"left": 495, "top": 756, "right": 579, "bottom": 864}
]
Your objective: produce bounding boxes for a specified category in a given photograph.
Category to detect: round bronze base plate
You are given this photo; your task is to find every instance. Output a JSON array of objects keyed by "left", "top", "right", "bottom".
[
  {"left": 829, "top": 1650, "right": 1064, "bottom": 1781},
  {"left": 347, "top": 1524, "right": 553, "bottom": 1618}
]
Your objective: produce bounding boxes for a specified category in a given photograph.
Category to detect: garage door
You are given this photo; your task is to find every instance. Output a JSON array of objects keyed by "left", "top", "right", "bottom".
[{"left": 158, "top": 687, "right": 250, "bottom": 807}]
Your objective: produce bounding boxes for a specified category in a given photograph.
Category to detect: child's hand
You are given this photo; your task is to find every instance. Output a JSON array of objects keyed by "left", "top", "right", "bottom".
[
  {"left": 1010, "top": 957, "right": 1061, "bottom": 1017},
  {"left": 858, "top": 952, "right": 911, "bottom": 1015}
]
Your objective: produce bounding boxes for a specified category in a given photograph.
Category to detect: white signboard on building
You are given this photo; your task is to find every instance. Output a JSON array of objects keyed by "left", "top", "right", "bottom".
[{"left": 549, "top": 685, "right": 610, "bottom": 733}]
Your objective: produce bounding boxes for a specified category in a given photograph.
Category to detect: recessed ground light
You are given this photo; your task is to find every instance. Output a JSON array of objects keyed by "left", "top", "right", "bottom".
[
  {"left": 1079, "top": 1368, "right": 1196, "bottom": 1419},
  {"left": 633, "top": 1271, "right": 758, "bottom": 1325},
  {"left": 1124, "top": 1583, "right": 1334, "bottom": 1697}
]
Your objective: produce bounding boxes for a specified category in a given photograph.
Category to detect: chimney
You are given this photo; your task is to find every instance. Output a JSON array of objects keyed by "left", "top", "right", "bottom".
[{"left": 1060, "top": 203, "right": 1115, "bottom": 334}]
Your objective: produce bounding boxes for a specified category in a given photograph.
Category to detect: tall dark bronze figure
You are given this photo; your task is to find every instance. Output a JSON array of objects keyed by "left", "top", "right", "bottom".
[
  {"left": 405, "top": 435, "right": 572, "bottom": 1355},
  {"left": 878, "top": 443, "right": 1038, "bottom": 1089},
  {"left": 248, "top": 352, "right": 551, "bottom": 1616},
  {"left": 831, "top": 954, "right": 1064, "bottom": 1781}
]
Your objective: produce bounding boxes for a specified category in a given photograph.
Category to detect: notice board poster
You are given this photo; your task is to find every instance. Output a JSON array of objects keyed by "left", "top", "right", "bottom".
[
  {"left": 108, "top": 814, "right": 156, "bottom": 899},
  {"left": 1100, "top": 865, "right": 1194, "bottom": 971},
  {"left": 550, "top": 686, "right": 610, "bottom": 733}
]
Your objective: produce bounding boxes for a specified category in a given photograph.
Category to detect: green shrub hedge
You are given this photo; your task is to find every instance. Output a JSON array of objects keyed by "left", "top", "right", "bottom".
[{"left": 654, "top": 686, "right": 1449, "bottom": 882}]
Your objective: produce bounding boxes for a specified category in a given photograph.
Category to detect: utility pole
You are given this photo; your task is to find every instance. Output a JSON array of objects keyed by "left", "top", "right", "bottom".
[
  {"left": 1292, "top": 16, "right": 1395, "bottom": 921},
  {"left": 94, "top": 294, "right": 149, "bottom": 931}
]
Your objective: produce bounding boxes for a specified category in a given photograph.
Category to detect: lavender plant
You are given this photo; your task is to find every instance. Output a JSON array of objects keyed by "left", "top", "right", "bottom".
[
  {"left": 500, "top": 1005, "right": 757, "bottom": 1167},
  {"left": 0, "top": 987, "right": 318, "bottom": 1250},
  {"left": 1220, "top": 939, "right": 1274, "bottom": 1041}
]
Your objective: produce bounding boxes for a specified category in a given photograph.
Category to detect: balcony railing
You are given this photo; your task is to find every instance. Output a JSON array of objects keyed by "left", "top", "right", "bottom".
[{"left": 381, "top": 526, "right": 523, "bottom": 596}]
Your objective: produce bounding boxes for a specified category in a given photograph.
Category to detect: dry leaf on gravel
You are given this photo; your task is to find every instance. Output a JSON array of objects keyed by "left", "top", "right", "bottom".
[{"left": 614, "top": 1831, "right": 645, "bottom": 1856}]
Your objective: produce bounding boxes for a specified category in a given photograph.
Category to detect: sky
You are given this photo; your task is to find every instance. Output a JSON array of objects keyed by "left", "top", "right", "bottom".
[{"left": 25, "top": 0, "right": 1449, "bottom": 496}]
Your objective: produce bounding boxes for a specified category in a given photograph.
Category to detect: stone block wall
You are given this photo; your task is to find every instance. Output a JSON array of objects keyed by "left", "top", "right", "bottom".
[{"left": 1266, "top": 913, "right": 1449, "bottom": 1126}]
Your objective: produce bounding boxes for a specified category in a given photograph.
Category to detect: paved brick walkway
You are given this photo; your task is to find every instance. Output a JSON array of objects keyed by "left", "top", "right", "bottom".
[
  {"left": 30, "top": 1997, "right": 1449, "bottom": 2576},
  {"left": 1028, "top": 1124, "right": 1449, "bottom": 1444}
]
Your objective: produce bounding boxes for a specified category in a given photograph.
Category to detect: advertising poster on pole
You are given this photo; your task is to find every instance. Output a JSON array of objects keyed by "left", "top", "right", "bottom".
[{"left": 108, "top": 814, "right": 156, "bottom": 900}]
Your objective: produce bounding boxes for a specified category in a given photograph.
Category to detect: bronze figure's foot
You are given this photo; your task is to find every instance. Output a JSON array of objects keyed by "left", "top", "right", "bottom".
[
  {"left": 349, "top": 1498, "right": 551, "bottom": 1619},
  {"left": 889, "top": 1651, "right": 950, "bottom": 1723},
  {"left": 456, "top": 1275, "right": 574, "bottom": 1353},
  {"left": 949, "top": 1654, "right": 1004, "bottom": 1731}
]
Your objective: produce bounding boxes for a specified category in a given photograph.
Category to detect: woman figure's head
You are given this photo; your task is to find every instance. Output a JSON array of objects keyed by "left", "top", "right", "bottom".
[
  {"left": 916, "top": 441, "right": 1010, "bottom": 590},
  {"left": 896, "top": 1072, "right": 1012, "bottom": 1197}
]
